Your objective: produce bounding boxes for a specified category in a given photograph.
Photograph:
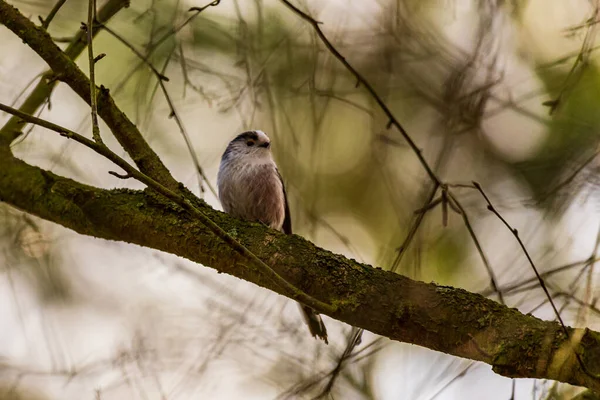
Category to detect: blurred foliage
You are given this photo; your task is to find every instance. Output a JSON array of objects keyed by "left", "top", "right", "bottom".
[
  {"left": 0, "top": 386, "right": 49, "bottom": 400},
  {"left": 0, "top": 205, "right": 71, "bottom": 302},
  {"left": 517, "top": 63, "right": 600, "bottom": 209},
  {"left": 3, "top": 0, "right": 600, "bottom": 398}
]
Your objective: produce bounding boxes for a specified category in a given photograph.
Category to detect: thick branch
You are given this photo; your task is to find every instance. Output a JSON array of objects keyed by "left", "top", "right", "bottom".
[
  {"left": 0, "top": 0, "right": 179, "bottom": 191},
  {"left": 0, "top": 101, "right": 333, "bottom": 314},
  {"left": 1, "top": 148, "right": 600, "bottom": 392}
]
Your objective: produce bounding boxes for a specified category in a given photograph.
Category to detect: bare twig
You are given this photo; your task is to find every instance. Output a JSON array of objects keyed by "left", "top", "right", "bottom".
[
  {"left": 482, "top": 256, "right": 600, "bottom": 297},
  {"left": 0, "top": 0, "right": 179, "bottom": 190},
  {"left": 543, "top": 3, "right": 600, "bottom": 115},
  {"left": 99, "top": 24, "right": 218, "bottom": 198},
  {"left": 189, "top": 0, "right": 221, "bottom": 13},
  {"left": 473, "top": 182, "right": 565, "bottom": 325},
  {"left": 447, "top": 190, "right": 505, "bottom": 304},
  {"left": 315, "top": 328, "right": 364, "bottom": 398},
  {"left": 391, "top": 184, "right": 438, "bottom": 272},
  {"left": 0, "top": 101, "right": 336, "bottom": 316},
  {"left": 40, "top": 0, "right": 68, "bottom": 29},
  {"left": 85, "top": 0, "right": 102, "bottom": 144},
  {"left": 0, "top": 0, "right": 129, "bottom": 146},
  {"left": 279, "top": 0, "right": 441, "bottom": 185},
  {"left": 428, "top": 363, "right": 475, "bottom": 400},
  {"left": 108, "top": 170, "right": 132, "bottom": 179},
  {"left": 537, "top": 150, "right": 600, "bottom": 204},
  {"left": 472, "top": 181, "right": 600, "bottom": 380},
  {"left": 97, "top": 24, "right": 169, "bottom": 81},
  {"left": 143, "top": 0, "right": 221, "bottom": 52}
]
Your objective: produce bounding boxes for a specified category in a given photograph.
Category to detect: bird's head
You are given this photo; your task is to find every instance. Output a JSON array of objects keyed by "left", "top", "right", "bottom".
[{"left": 221, "top": 130, "right": 273, "bottom": 164}]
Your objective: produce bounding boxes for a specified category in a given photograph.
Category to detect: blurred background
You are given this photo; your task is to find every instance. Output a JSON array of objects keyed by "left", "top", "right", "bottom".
[{"left": 1, "top": 0, "right": 600, "bottom": 398}]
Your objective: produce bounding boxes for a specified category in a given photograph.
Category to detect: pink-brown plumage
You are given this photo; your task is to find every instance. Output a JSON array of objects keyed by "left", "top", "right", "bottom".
[{"left": 217, "top": 130, "right": 328, "bottom": 344}]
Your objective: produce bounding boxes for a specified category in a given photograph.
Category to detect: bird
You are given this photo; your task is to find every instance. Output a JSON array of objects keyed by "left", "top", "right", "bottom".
[{"left": 217, "top": 130, "right": 328, "bottom": 344}]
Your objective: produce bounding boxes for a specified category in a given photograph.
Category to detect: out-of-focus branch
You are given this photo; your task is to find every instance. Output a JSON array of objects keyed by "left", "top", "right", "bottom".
[
  {"left": 98, "top": 22, "right": 218, "bottom": 198},
  {"left": 0, "top": 0, "right": 179, "bottom": 191},
  {"left": 0, "top": 0, "right": 129, "bottom": 145},
  {"left": 2, "top": 143, "right": 600, "bottom": 391},
  {"left": 0, "top": 101, "right": 335, "bottom": 315},
  {"left": 85, "top": 0, "right": 102, "bottom": 144},
  {"left": 278, "top": 0, "right": 509, "bottom": 307},
  {"left": 40, "top": 0, "right": 68, "bottom": 29},
  {"left": 3, "top": 0, "right": 600, "bottom": 393},
  {"left": 279, "top": 0, "right": 440, "bottom": 185}
]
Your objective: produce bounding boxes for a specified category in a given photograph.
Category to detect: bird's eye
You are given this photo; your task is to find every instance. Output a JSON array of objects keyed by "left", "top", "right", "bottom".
[{"left": 247, "top": 141, "right": 255, "bottom": 147}]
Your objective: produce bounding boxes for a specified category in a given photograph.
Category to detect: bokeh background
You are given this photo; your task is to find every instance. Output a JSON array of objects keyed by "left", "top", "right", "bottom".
[{"left": 1, "top": 0, "right": 600, "bottom": 398}]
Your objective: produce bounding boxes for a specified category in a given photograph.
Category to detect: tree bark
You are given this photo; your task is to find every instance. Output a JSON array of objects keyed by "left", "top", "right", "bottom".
[
  {"left": 1, "top": 147, "right": 600, "bottom": 392},
  {"left": 2, "top": 0, "right": 600, "bottom": 394},
  {"left": 0, "top": 0, "right": 179, "bottom": 191}
]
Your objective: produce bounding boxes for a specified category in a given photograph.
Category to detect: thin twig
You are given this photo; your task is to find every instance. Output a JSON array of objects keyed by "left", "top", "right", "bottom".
[
  {"left": 108, "top": 170, "right": 131, "bottom": 179},
  {"left": 86, "top": 0, "right": 102, "bottom": 143},
  {"left": 447, "top": 190, "right": 505, "bottom": 305},
  {"left": 0, "top": 0, "right": 129, "bottom": 145},
  {"left": 41, "top": 0, "right": 68, "bottom": 29},
  {"left": 482, "top": 256, "right": 600, "bottom": 297},
  {"left": 98, "top": 11, "right": 219, "bottom": 198},
  {"left": 472, "top": 181, "right": 600, "bottom": 380},
  {"left": 474, "top": 182, "right": 565, "bottom": 326},
  {"left": 189, "top": 0, "right": 221, "bottom": 13},
  {"left": 145, "top": 0, "right": 221, "bottom": 52},
  {"left": 427, "top": 363, "right": 475, "bottom": 400},
  {"left": 391, "top": 184, "right": 439, "bottom": 272},
  {"left": 537, "top": 150, "right": 600, "bottom": 204},
  {"left": 316, "top": 328, "right": 364, "bottom": 398},
  {"left": 97, "top": 24, "right": 169, "bottom": 81},
  {"left": 544, "top": 3, "right": 600, "bottom": 115},
  {"left": 0, "top": 101, "right": 336, "bottom": 316},
  {"left": 279, "top": 0, "right": 441, "bottom": 185}
]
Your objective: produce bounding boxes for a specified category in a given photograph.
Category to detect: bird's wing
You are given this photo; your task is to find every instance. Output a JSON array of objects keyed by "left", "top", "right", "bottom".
[{"left": 277, "top": 169, "right": 292, "bottom": 235}]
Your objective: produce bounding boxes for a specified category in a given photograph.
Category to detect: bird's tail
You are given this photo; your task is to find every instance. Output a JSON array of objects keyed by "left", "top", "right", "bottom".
[{"left": 299, "top": 304, "right": 328, "bottom": 344}]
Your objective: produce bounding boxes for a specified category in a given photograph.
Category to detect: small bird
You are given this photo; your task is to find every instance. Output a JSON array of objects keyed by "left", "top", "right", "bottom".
[{"left": 217, "top": 130, "right": 328, "bottom": 344}]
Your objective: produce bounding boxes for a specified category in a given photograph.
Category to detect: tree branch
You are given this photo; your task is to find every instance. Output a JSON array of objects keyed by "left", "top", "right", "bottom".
[
  {"left": 0, "top": 101, "right": 335, "bottom": 314},
  {"left": 40, "top": 0, "right": 68, "bottom": 29},
  {"left": 0, "top": 0, "right": 179, "bottom": 191},
  {"left": 85, "top": 0, "right": 102, "bottom": 144},
  {"left": 1, "top": 146, "right": 600, "bottom": 391},
  {"left": 3, "top": 0, "right": 600, "bottom": 393},
  {"left": 279, "top": 0, "right": 440, "bottom": 185},
  {"left": 98, "top": 22, "right": 218, "bottom": 198},
  {"left": 0, "top": 0, "right": 129, "bottom": 145}
]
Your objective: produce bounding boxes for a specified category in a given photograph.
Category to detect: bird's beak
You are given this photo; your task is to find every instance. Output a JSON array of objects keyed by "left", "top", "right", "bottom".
[{"left": 259, "top": 142, "right": 270, "bottom": 148}]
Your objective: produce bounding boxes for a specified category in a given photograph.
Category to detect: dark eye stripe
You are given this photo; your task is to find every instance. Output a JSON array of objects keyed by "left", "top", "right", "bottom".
[
  {"left": 234, "top": 131, "right": 259, "bottom": 142},
  {"left": 247, "top": 141, "right": 255, "bottom": 146}
]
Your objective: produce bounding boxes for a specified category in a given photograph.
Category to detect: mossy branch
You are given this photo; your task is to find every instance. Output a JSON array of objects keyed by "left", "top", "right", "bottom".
[
  {"left": 0, "top": 0, "right": 178, "bottom": 191},
  {"left": 0, "top": 0, "right": 129, "bottom": 145},
  {"left": 2, "top": 0, "right": 600, "bottom": 393},
  {"left": 1, "top": 147, "right": 600, "bottom": 391}
]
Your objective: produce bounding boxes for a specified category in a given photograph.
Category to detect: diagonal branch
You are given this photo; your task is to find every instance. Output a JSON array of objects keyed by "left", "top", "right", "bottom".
[
  {"left": 86, "top": 0, "right": 102, "bottom": 144},
  {"left": 40, "top": 0, "right": 68, "bottom": 29},
  {"left": 0, "top": 101, "right": 335, "bottom": 315},
  {"left": 2, "top": 144, "right": 600, "bottom": 391},
  {"left": 279, "top": 0, "right": 440, "bottom": 185},
  {"left": 278, "top": 0, "right": 509, "bottom": 315},
  {"left": 98, "top": 23, "right": 218, "bottom": 198},
  {"left": 0, "top": 0, "right": 179, "bottom": 191},
  {"left": 0, "top": 0, "right": 129, "bottom": 145}
]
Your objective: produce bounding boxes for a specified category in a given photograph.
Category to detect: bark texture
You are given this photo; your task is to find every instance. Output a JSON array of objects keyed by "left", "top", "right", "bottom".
[
  {"left": 1, "top": 148, "right": 600, "bottom": 391},
  {"left": 2, "top": 0, "right": 600, "bottom": 393},
  {"left": 0, "top": 0, "right": 178, "bottom": 190}
]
